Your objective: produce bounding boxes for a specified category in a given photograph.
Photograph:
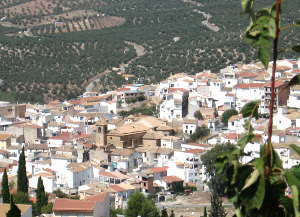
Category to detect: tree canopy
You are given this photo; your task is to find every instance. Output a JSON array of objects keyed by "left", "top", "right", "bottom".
[
  {"left": 2, "top": 168, "right": 10, "bottom": 203},
  {"left": 221, "top": 109, "right": 238, "bottom": 125},
  {"left": 125, "top": 191, "right": 159, "bottom": 217},
  {"left": 17, "top": 146, "right": 28, "bottom": 194}
]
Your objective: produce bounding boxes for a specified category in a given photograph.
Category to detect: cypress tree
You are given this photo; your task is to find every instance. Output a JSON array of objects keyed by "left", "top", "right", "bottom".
[
  {"left": 6, "top": 195, "right": 21, "bottom": 217},
  {"left": 170, "top": 210, "right": 175, "bottom": 217},
  {"left": 161, "top": 208, "right": 168, "bottom": 217},
  {"left": 2, "top": 168, "right": 10, "bottom": 203},
  {"left": 36, "top": 176, "right": 48, "bottom": 215},
  {"left": 17, "top": 146, "right": 28, "bottom": 193}
]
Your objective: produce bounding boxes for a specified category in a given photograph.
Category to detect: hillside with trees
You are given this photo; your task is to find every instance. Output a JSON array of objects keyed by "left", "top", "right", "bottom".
[{"left": 0, "top": 0, "right": 298, "bottom": 103}]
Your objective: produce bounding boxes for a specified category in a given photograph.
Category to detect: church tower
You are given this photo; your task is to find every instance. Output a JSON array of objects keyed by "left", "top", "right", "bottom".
[{"left": 95, "top": 119, "right": 108, "bottom": 147}]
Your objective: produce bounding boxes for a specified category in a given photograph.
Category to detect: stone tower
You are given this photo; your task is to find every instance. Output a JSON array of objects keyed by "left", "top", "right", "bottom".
[{"left": 95, "top": 119, "right": 108, "bottom": 147}]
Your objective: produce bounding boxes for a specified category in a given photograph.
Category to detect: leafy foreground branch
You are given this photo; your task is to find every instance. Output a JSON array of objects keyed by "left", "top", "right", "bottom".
[{"left": 215, "top": 0, "right": 300, "bottom": 216}]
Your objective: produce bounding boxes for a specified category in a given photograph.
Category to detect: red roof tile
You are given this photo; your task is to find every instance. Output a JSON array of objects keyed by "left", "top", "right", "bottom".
[
  {"left": 264, "top": 80, "right": 285, "bottom": 88},
  {"left": 82, "top": 192, "right": 107, "bottom": 203},
  {"left": 150, "top": 166, "right": 168, "bottom": 173},
  {"left": 225, "top": 133, "right": 238, "bottom": 139},
  {"left": 237, "top": 72, "right": 259, "bottom": 78},
  {"left": 235, "top": 83, "right": 264, "bottom": 89},
  {"left": 163, "top": 176, "right": 184, "bottom": 184},
  {"left": 109, "top": 185, "right": 126, "bottom": 192},
  {"left": 53, "top": 198, "right": 96, "bottom": 213},
  {"left": 168, "top": 88, "right": 189, "bottom": 93}
]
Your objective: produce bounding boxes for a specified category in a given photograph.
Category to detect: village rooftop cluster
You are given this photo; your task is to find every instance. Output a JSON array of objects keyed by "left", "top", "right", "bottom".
[{"left": 0, "top": 59, "right": 299, "bottom": 216}]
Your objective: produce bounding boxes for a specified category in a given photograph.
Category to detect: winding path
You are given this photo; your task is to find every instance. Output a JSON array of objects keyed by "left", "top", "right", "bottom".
[{"left": 86, "top": 41, "right": 146, "bottom": 92}]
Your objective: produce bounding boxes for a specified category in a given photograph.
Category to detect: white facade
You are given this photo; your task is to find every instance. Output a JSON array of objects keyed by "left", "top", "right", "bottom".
[
  {"left": 29, "top": 174, "right": 55, "bottom": 193},
  {"left": 273, "top": 108, "right": 292, "bottom": 130}
]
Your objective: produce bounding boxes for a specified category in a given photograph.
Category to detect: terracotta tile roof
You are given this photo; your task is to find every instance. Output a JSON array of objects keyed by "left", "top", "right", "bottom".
[
  {"left": 99, "top": 171, "right": 129, "bottom": 180},
  {"left": 225, "top": 133, "right": 238, "bottom": 139},
  {"left": 183, "top": 119, "right": 198, "bottom": 124},
  {"left": 162, "top": 136, "right": 181, "bottom": 141},
  {"left": 264, "top": 80, "right": 285, "bottom": 88},
  {"left": 51, "top": 154, "right": 76, "bottom": 160},
  {"left": 108, "top": 123, "right": 148, "bottom": 136},
  {"left": 109, "top": 184, "right": 126, "bottom": 192},
  {"left": 156, "top": 125, "right": 174, "bottom": 131},
  {"left": 237, "top": 72, "right": 259, "bottom": 78},
  {"left": 150, "top": 166, "right": 168, "bottom": 173},
  {"left": 225, "top": 93, "right": 235, "bottom": 96},
  {"left": 0, "top": 149, "right": 9, "bottom": 155},
  {"left": 235, "top": 83, "right": 264, "bottom": 89},
  {"left": 163, "top": 176, "right": 184, "bottom": 184},
  {"left": 143, "top": 131, "right": 164, "bottom": 140},
  {"left": 228, "top": 115, "right": 243, "bottom": 122},
  {"left": 82, "top": 192, "right": 107, "bottom": 203},
  {"left": 110, "top": 148, "right": 133, "bottom": 156},
  {"left": 0, "top": 134, "right": 11, "bottom": 140},
  {"left": 53, "top": 198, "right": 96, "bottom": 213},
  {"left": 168, "top": 88, "right": 189, "bottom": 93}
]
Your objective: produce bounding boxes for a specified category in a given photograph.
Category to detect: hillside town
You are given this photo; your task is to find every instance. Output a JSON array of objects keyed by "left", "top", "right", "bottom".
[{"left": 0, "top": 58, "right": 300, "bottom": 217}]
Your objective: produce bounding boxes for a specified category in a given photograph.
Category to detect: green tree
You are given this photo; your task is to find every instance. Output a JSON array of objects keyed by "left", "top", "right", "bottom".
[
  {"left": 221, "top": 109, "right": 238, "bottom": 125},
  {"left": 125, "top": 191, "right": 159, "bottom": 217},
  {"left": 201, "top": 143, "right": 235, "bottom": 196},
  {"left": 161, "top": 208, "right": 168, "bottom": 217},
  {"left": 2, "top": 168, "right": 10, "bottom": 203},
  {"left": 170, "top": 210, "right": 175, "bottom": 217},
  {"left": 209, "top": 191, "right": 226, "bottom": 217},
  {"left": 17, "top": 146, "right": 28, "bottom": 193},
  {"left": 36, "top": 176, "right": 48, "bottom": 215},
  {"left": 110, "top": 208, "right": 123, "bottom": 217},
  {"left": 169, "top": 182, "right": 184, "bottom": 194},
  {"left": 190, "top": 125, "right": 210, "bottom": 141},
  {"left": 202, "top": 207, "right": 207, "bottom": 217},
  {"left": 194, "top": 110, "right": 204, "bottom": 120},
  {"left": 13, "top": 192, "right": 31, "bottom": 204},
  {"left": 41, "top": 203, "right": 53, "bottom": 214},
  {"left": 6, "top": 195, "right": 21, "bottom": 217}
]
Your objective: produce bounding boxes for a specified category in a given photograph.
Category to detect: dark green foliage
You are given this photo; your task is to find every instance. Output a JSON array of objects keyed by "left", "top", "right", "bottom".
[
  {"left": 169, "top": 182, "right": 185, "bottom": 195},
  {"left": 124, "top": 191, "right": 159, "bottom": 217},
  {"left": 170, "top": 210, "right": 175, "bottom": 217},
  {"left": 202, "top": 207, "right": 207, "bottom": 217},
  {"left": 221, "top": 109, "right": 238, "bottom": 125},
  {"left": 118, "top": 103, "right": 158, "bottom": 117},
  {"left": 161, "top": 208, "right": 168, "bottom": 217},
  {"left": 201, "top": 143, "right": 235, "bottom": 196},
  {"left": 241, "top": 101, "right": 260, "bottom": 120},
  {"left": 41, "top": 203, "right": 53, "bottom": 214},
  {"left": 110, "top": 208, "right": 123, "bottom": 217},
  {"left": 6, "top": 195, "right": 21, "bottom": 217},
  {"left": 2, "top": 168, "right": 10, "bottom": 203},
  {"left": 194, "top": 110, "right": 204, "bottom": 120},
  {"left": 36, "top": 176, "right": 48, "bottom": 215},
  {"left": 17, "top": 146, "right": 28, "bottom": 194},
  {"left": 190, "top": 125, "right": 210, "bottom": 141},
  {"left": 209, "top": 191, "right": 226, "bottom": 217},
  {"left": 13, "top": 192, "right": 31, "bottom": 204}
]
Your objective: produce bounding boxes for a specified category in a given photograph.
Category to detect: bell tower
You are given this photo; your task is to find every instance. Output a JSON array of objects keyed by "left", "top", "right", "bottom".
[{"left": 95, "top": 119, "right": 107, "bottom": 147}]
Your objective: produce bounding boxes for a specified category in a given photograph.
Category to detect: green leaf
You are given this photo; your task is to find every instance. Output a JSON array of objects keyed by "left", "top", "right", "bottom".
[
  {"left": 290, "top": 165, "right": 300, "bottom": 180},
  {"left": 241, "top": 0, "right": 255, "bottom": 15},
  {"left": 291, "top": 144, "right": 300, "bottom": 157},
  {"left": 282, "top": 75, "right": 300, "bottom": 92},
  {"left": 241, "top": 100, "right": 260, "bottom": 119},
  {"left": 297, "top": 20, "right": 300, "bottom": 25},
  {"left": 240, "top": 158, "right": 265, "bottom": 213},
  {"left": 292, "top": 46, "right": 300, "bottom": 53},
  {"left": 237, "top": 133, "right": 255, "bottom": 151},
  {"left": 258, "top": 37, "right": 272, "bottom": 69},
  {"left": 242, "top": 169, "right": 260, "bottom": 191},
  {"left": 285, "top": 171, "right": 300, "bottom": 193},
  {"left": 291, "top": 185, "right": 300, "bottom": 217}
]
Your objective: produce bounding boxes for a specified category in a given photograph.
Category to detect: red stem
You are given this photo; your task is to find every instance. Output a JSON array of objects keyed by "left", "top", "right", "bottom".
[{"left": 266, "top": 0, "right": 281, "bottom": 158}]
